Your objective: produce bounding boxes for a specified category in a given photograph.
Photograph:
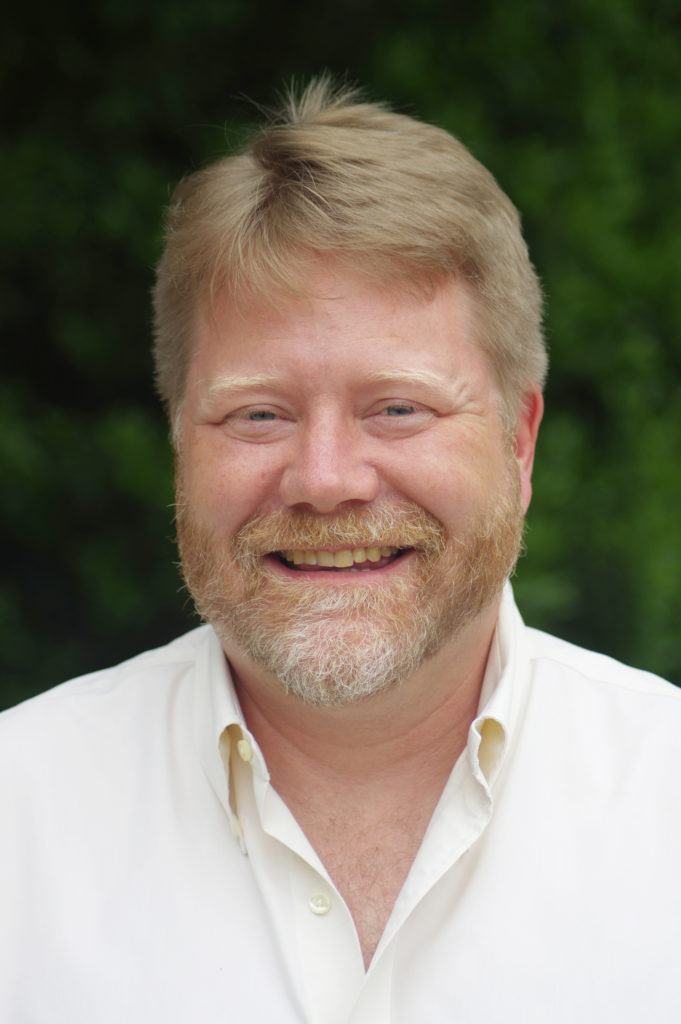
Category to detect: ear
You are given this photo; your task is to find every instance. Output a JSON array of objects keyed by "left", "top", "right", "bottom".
[{"left": 513, "top": 385, "right": 544, "bottom": 513}]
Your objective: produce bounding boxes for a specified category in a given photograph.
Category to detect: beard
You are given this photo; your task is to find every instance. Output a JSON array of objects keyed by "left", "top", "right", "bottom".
[{"left": 175, "top": 468, "right": 524, "bottom": 708}]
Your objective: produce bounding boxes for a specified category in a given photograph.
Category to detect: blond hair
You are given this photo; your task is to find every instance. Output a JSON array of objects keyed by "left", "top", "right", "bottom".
[{"left": 153, "top": 77, "right": 546, "bottom": 427}]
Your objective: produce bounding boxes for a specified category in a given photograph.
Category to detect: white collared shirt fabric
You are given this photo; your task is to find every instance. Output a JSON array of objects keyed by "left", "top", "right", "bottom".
[{"left": 2, "top": 586, "right": 681, "bottom": 1022}]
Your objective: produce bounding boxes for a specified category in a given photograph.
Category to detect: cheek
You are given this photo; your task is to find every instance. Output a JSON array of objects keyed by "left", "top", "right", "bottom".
[
  {"left": 388, "top": 441, "right": 510, "bottom": 530},
  {"left": 386, "top": 441, "right": 469, "bottom": 501},
  {"left": 181, "top": 438, "right": 286, "bottom": 530}
]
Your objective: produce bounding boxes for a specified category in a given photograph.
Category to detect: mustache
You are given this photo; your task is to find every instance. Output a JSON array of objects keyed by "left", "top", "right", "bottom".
[{"left": 231, "top": 502, "right": 447, "bottom": 560}]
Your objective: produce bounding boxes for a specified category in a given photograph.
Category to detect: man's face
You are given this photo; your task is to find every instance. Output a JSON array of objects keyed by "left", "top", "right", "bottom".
[{"left": 176, "top": 265, "right": 541, "bottom": 705}]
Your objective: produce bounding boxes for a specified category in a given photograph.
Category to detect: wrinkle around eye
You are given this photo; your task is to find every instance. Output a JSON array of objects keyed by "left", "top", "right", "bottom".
[
  {"left": 365, "top": 401, "right": 435, "bottom": 438},
  {"left": 219, "top": 406, "right": 295, "bottom": 442}
]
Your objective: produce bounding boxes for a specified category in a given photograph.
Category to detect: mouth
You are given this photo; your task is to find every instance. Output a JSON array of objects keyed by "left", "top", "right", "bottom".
[{"left": 275, "top": 545, "right": 411, "bottom": 572}]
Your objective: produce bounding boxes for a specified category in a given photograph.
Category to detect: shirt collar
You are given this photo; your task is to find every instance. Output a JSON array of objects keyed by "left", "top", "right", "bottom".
[
  {"left": 467, "top": 582, "right": 531, "bottom": 790},
  {"left": 192, "top": 626, "right": 268, "bottom": 829}
]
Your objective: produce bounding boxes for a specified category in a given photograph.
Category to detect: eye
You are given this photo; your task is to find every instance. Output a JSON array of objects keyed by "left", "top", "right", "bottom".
[
  {"left": 382, "top": 403, "right": 417, "bottom": 417},
  {"left": 245, "top": 409, "right": 277, "bottom": 421},
  {"left": 367, "top": 398, "right": 433, "bottom": 437},
  {"left": 221, "top": 405, "right": 293, "bottom": 442}
]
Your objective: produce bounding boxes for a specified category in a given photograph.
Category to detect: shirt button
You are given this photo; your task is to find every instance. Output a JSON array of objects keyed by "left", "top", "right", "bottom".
[
  {"left": 309, "top": 892, "right": 332, "bottom": 915},
  {"left": 237, "top": 738, "right": 253, "bottom": 763}
]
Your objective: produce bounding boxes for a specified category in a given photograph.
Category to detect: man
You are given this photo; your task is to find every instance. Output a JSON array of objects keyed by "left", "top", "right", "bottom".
[{"left": 2, "top": 79, "right": 680, "bottom": 1022}]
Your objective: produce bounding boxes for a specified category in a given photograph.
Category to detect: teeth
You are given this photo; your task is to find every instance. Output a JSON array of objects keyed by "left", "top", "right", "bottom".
[{"left": 282, "top": 546, "right": 399, "bottom": 567}]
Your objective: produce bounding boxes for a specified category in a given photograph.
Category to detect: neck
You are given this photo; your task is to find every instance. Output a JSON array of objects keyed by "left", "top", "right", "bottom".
[
  {"left": 226, "top": 597, "right": 500, "bottom": 788},
  {"left": 226, "top": 598, "right": 501, "bottom": 969}
]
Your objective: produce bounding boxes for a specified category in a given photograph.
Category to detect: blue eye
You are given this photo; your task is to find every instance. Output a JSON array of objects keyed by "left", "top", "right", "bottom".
[
  {"left": 247, "top": 410, "right": 277, "bottom": 421},
  {"left": 384, "top": 404, "right": 415, "bottom": 416}
]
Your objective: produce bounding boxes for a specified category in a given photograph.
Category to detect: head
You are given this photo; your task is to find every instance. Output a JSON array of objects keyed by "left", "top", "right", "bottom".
[
  {"left": 155, "top": 78, "right": 547, "bottom": 706},
  {"left": 152, "top": 76, "right": 547, "bottom": 440}
]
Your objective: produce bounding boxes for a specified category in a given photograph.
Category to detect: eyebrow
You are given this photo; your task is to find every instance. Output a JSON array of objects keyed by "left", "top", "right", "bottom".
[
  {"left": 203, "top": 368, "right": 449, "bottom": 395},
  {"left": 198, "top": 366, "right": 457, "bottom": 416},
  {"left": 364, "top": 368, "right": 451, "bottom": 391},
  {"left": 200, "top": 373, "right": 281, "bottom": 405}
]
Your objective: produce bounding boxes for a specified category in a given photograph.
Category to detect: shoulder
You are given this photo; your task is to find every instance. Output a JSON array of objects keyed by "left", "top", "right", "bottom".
[
  {"left": 524, "top": 625, "right": 680, "bottom": 702},
  {"left": 517, "top": 623, "right": 681, "bottom": 776},
  {"left": 0, "top": 624, "right": 224, "bottom": 856},
  {"left": 0, "top": 625, "right": 214, "bottom": 755}
]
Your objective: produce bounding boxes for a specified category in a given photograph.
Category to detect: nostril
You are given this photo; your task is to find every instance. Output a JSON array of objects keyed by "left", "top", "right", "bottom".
[{"left": 279, "top": 459, "right": 381, "bottom": 512}]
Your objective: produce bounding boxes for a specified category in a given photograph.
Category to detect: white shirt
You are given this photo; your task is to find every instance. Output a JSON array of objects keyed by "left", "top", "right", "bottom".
[{"left": 2, "top": 585, "right": 681, "bottom": 1022}]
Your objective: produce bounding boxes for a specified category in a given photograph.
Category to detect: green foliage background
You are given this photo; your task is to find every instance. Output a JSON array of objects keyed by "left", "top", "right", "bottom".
[{"left": 2, "top": 0, "right": 680, "bottom": 709}]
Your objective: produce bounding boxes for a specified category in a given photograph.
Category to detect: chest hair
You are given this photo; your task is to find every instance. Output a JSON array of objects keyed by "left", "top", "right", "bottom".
[{"left": 304, "top": 804, "right": 433, "bottom": 967}]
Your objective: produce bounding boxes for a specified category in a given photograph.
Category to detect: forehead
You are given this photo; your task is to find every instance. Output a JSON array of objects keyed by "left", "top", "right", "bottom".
[{"left": 191, "top": 264, "right": 482, "bottom": 373}]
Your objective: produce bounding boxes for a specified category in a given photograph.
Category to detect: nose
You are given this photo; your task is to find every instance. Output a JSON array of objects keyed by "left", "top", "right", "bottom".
[{"left": 279, "top": 414, "right": 380, "bottom": 513}]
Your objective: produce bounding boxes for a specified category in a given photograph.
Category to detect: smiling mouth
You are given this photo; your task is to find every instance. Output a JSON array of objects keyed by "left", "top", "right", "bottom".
[{"left": 277, "top": 546, "right": 408, "bottom": 571}]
